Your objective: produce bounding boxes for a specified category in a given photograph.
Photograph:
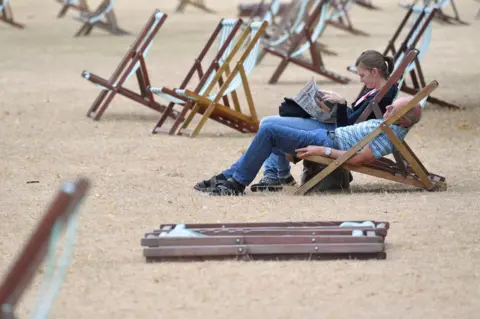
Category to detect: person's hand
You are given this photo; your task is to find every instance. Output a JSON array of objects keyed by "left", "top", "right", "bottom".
[
  {"left": 318, "top": 89, "right": 346, "bottom": 104},
  {"left": 295, "top": 146, "right": 325, "bottom": 159},
  {"left": 314, "top": 91, "right": 330, "bottom": 111}
]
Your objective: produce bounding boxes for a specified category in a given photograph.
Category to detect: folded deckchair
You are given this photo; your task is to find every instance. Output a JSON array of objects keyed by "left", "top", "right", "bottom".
[
  {"left": 400, "top": 0, "right": 468, "bottom": 25},
  {"left": 349, "top": 5, "right": 461, "bottom": 109},
  {"left": 293, "top": 81, "right": 446, "bottom": 195},
  {"left": 326, "top": 0, "right": 369, "bottom": 36},
  {"left": 72, "top": 0, "right": 129, "bottom": 36},
  {"left": 176, "top": 0, "right": 215, "bottom": 14},
  {"left": 141, "top": 220, "right": 390, "bottom": 261},
  {"left": 150, "top": 19, "right": 244, "bottom": 135},
  {"left": 150, "top": 21, "right": 268, "bottom": 137},
  {"left": 82, "top": 10, "right": 176, "bottom": 121},
  {"left": 0, "top": 178, "right": 89, "bottom": 318},
  {"left": 56, "top": 0, "right": 89, "bottom": 18},
  {"left": 353, "top": 0, "right": 380, "bottom": 10},
  {"left": 0, "top": 0, "right": 24, "bottom": 29},
  {"left": 265, "top": 0, "right": 350, "bottom": 84}
]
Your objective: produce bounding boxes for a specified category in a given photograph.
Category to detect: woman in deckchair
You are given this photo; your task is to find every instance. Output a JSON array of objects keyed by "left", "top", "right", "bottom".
[{"left": 194, "top": 50, "right": 396, "bottom": 193}]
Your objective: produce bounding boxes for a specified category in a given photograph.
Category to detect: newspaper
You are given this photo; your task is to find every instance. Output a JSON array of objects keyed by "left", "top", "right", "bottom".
[{"left": 292, "top": 78, "right": 337, "bottom": 123}]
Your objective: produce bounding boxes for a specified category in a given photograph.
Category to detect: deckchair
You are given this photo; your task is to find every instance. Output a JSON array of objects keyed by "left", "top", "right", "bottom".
[
  {"left": 72, "top": 0, "right": 129, "bottom": 37},
  {"left": 400, "top": 0, "right": 468, "bottom": 25},
  {"left": 265, "top": 0, "right": 350, "bottom": 84},
  {"left": 238, "top": 0, "right": 289, "bottom": 18},
  {"left": 149, "top": 21, "right": 268, "bottom": 137},
  {"left": 293, "top": 81, "right": 447, "bottom": 195},
  {"left": 176, "top": 0, "right": 215, "bottom": 14},
  {"left": 353, "top": 0, "right": 379, "bottom": 10},
  {"left": 56, "top": 0, "right": 88, "bottom": 18},
  {"left": 0, "top": 0, "right": 24, "bottom": 29},
  {"left": 0, "top": 178, "right": 90, "bottom": 319},
  {"left": 150, "top": 19, "right": 244, "bottom": 135},
  {"left": 326, "top": 0, "right": 369, "bottom": 36},
  {"left": 349, "top": 5, "right": 460, "bottom": 109},
  {"left": 141, "top": 220, "right": 390, "bottom": 261},
  {"left": 82, "top": 10, "right": 176, "bottom": 121}
]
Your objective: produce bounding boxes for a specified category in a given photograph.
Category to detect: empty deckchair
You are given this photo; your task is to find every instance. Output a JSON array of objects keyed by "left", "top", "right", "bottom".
[
  {"left": 141, "top": 220, "right": 390, "bottom": 261},
  {"left": 326, "top": 0, "right": 369, "bottom": 36},
  {"left": 56, "top": 0, "right": 89, "bottom": 18},
  {"left": 0, "top": 178, "right": 90, "bottom": 318},
  {"left": 400, "top": 0, "right": 468, "bottom": 25},
  {"left": 353, "top": 0, "right": 380, "bottom": 10},
  {"left": 73, "top": 0, "right": 129, "bottom": 36},
  {"left": 349, "top": 5, "right": 461, "bottom": 109},
  {"left": 150, "top": 21, "right": 268, "bottom": 138},
  {"left": 265, "top": 0, "right": 350, "bottom": 84},
  {"left": 150, "top": 19, "right": 244, "bottom": 135},
  {"left": 0, "top": 0, "right": 24, "bottom": 29},
  {"left": 294, "top": 81, "right": 447, "bottom": 195},
  {"left": 82, "top": 10, "right": 175, "bottom": 121},
  {"left": 176, "top": 0, "right": 215, "bottom": 14}
]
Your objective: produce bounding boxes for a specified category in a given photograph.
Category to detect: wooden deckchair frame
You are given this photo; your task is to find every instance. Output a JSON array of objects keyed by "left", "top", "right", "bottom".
[
  {"left": 265, "top": 0, "right": 350, "bottom": 84},
  {"left": 56, "top": 0, "right": 89, "bottom": 18},
  {"left": 294, "top": 81, "right": 446, "bottom": 195},
  {"left": 351, "top": 6, "right": 460, "bottom": 109},
  {"left": 152, "top": 21, "right": 268, "bottom": 138},
  {"left": 0, "top": 178, "right": 89, "bottom": 318},
  {"left": 151, "top": 19, "right": 244, "bottom": 135},
  {"left": 72, "top": 0, "right": 129, "bottom": 37},
  {"left": 176, "top": 0, "right": 215, "bottom": 14},
  {"left": 0, "top": 0, "right": 24, "bottom": 29},
  {"left": 141, "top": 220, "right": 390, "bottom": 261},
  {"left": 326, "top": 0, "right": 369, "bottom": 36},
  {"left": 82, "top": 10, "right": 177, "bottom": 121},
  {"left": 403, "top": 0, "right": 468, "bottom": 25}
]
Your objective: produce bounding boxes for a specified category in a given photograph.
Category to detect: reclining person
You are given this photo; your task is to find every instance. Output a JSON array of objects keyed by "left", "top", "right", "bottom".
[
  {"left": 195, "top": 50, "right": 397, "bottom": 193},
  {"left": 195, "top": 96, "right": 422, "bottom": 196}
]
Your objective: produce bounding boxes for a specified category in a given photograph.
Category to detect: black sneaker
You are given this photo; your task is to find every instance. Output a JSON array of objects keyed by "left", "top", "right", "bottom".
[
  {"left": 208, "top": 178, "right": 246, "bottom": 196},
  {"left": 250, "top": 175, "right": 297, "bottom": 192},
  {"left": 194, "top": 174, "right": 227, "bottom": 192}
]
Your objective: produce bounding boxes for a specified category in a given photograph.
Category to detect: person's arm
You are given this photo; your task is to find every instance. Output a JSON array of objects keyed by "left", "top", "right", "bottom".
[{"left": 295, "top": 144, "right": 376, "bottom": 166}]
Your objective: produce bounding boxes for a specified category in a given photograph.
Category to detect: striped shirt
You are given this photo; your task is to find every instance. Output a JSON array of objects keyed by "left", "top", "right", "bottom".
[{"left": 334, "top": 119, "right": 409, "bottom": 159}]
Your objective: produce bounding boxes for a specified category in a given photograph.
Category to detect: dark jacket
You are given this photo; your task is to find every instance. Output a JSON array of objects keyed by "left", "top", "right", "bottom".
[{"left": 336, "top": 85, "right": 398, "bottom": 127}]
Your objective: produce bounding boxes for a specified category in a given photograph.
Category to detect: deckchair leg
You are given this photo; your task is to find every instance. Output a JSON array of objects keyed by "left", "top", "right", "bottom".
[
  {"left": 268, "top": 58, "right": 290, "bottom": 84},
  {"left": 189, "top": 103, "right": 217, "bottom": 137},
  {"left": 92, "top": 91, "right": 118, "bottom": 121},
  {"left": 86, "top": 90, "right": 109, "bottom": 117}
]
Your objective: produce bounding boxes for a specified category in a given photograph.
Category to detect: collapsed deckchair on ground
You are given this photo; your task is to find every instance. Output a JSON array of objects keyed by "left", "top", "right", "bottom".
[
  {"left": 326, "top": 0, "right": 369, "bottom": 36},
  {"left": 349, "top": 5, "right": 461, "bottom": 109},
  {"left": 0, "top": 0, "right": 24, "bottom": 29},
  {"left": 82, "top": 10, "right": 175, "bottom": 121},
  {"left": 150, "top": 18, "right": 244, "bottom": 135},
  {"left": 400, "top": 0, "right": 468, "bottom": 25},
  {"left": 176, "top": 0, "right": 215, "bottom": 13},
  {"left": 149, "top": 21, "right": 268, "bottom": 138},
  {"left": 141, "top": 220, "right": 390, "bottom": 261},
  {"left": 68, "top": 0, "right": 129, "bottom": 36},
  {"left": 264, "top": 0, "right": 350, "bottom": 84},
  {"left": 292, "top": 82, "right": 447, "bottom": 196},
  {"left": 0, "top": 178, "right": 90, "bottom": 319}
]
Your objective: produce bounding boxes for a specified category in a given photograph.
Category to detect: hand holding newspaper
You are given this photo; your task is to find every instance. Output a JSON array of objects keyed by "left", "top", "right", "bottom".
[{"left": 292, "top": 77, "right": 334, "bottom": 121}]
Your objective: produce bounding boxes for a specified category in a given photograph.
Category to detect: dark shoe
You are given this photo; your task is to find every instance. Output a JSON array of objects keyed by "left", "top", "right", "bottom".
[
  {"left": 209, "top": 178, "right": 246, "bottom": 196},
  {"left": 194, "top": 174, "right": 227, "bottom": 192},
  {"left": 250, "top": 175, "right": 297, "bottom": 192}
]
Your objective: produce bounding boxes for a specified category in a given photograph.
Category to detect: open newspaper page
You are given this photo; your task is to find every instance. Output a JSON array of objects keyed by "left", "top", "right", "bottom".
[{"left": 292, "top": 77, "right": 330, "bottom": 121}]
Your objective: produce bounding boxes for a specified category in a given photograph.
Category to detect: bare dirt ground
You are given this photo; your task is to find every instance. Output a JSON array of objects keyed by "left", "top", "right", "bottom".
[{"left": 1, "top": 0, "right": 480, "bottom": 318}]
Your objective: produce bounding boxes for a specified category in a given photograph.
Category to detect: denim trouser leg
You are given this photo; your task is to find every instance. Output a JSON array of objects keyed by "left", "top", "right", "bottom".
[
  {"left": 260, "top": 116, "right": 336, "bottom": 179},
  {"left": 232, "top": 123, "right": 335, "bottom": 186}
]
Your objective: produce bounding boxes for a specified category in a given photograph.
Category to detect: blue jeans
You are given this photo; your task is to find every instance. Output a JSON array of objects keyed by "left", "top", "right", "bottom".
[
  {"left": 223, "top": 122, "right": 335, "bottom": 186},
  {"left": 222, "top": 116, "right": 336, "bottom": 180}
]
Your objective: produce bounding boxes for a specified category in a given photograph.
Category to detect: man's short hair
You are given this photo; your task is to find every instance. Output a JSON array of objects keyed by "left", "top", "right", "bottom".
[{"left": 401, "top": 104, "right": 422, "bottom": 127}]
